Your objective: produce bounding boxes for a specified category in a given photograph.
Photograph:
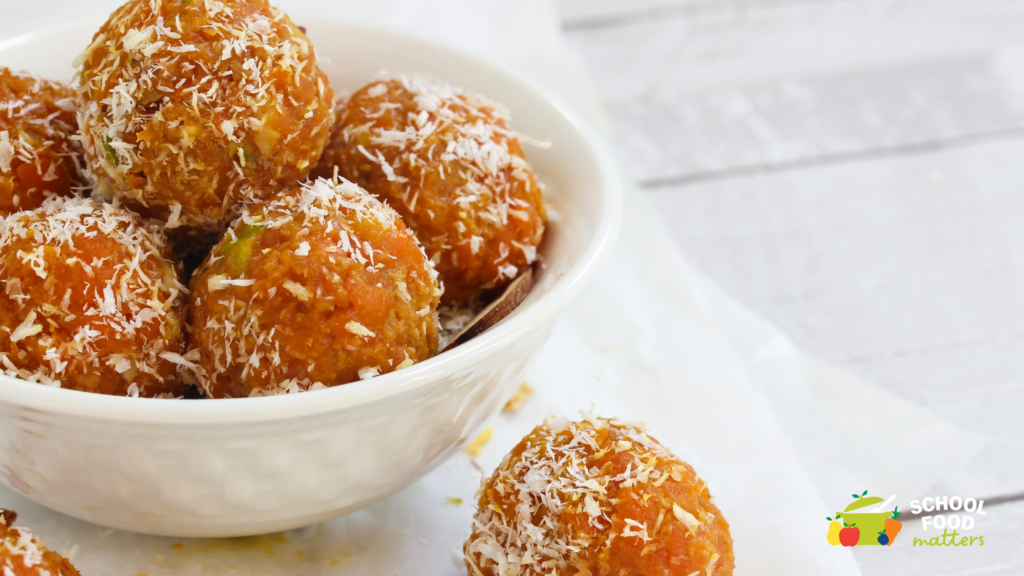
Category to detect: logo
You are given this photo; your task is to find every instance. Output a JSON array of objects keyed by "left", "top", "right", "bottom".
[
  {"left": 908, "top": 496, "right": 986, "bottom": 547},
  {"left": 826, "top": 490, "right": 902, "bottom": 547}
]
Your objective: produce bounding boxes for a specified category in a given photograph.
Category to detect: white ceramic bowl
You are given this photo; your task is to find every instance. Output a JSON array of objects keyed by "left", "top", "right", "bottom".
[{"left": 0, "top": 19, "right": 621, "bottom": 537}]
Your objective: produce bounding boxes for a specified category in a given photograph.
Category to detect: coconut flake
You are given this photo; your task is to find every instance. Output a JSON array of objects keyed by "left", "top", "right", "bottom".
[
  {"left": 283, "top": 280, "right": 312, "bottom": 301},
  {"left": 0, "top": 131, "right": 13, "bottom": 173},
  {"left": 165, "top": 202, "right": 183, "bottom": 229},
  {"left": 345, "top": 321, "right": 375, "bottom": 338},
  {"left": 673, "top": 503, "right": 701, "bottom": 535},
  {"left": 159, "top": 351, "right": 200, "bottom": 372},
  {"left": 10, "top": 310, "right": 43, "bottom": 343}
]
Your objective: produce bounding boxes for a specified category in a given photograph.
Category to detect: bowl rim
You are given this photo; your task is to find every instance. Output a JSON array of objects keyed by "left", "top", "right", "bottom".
[{"left": 0, "top": 18, "right": 623, "bottom": 424}]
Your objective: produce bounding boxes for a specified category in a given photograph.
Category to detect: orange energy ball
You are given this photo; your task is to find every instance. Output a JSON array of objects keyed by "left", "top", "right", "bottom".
[
  {"left": 75, "top": 0, "right": 334, "bottom": 232},
  {"left": 0, "top": 513, "right": 81, "bottom": 576},
  {"left": 465, "top": 414, "right": 734, "bottom": 576},
  {"left": 313, "top": 76, "right": 546, "bottom": 304},
  {"left": 0, "top": 68, "right": 83, "bottom": 216},
  {"left": 0, "top": 197, "right": 188, "bottom": 397},
  {"left": 187, "top": 177, "right": 441, "bottom": 398}
]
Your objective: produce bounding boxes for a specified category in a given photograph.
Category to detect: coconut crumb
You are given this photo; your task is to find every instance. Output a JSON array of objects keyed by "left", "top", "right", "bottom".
[
  {"left": 503, "top": 380, "right": 534, "bottom": 412},
  {"left": 464, "top": 426, "right": 493, "bottom": 457}
]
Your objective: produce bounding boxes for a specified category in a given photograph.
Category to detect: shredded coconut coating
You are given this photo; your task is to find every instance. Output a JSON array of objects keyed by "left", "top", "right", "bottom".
[
  {"left": 0, "top": 196, "right": 188, "bottom": 397},
  {"left": 187, "top": 177, "right": 441, "bottom": 398},
  {"left": 465, "top": 414, "right": 734, "bottom": 576},
  {"left": 313, "top": 76, "right": 545, "bottom": 305},
  {"left": 75, "top": 0, "right": 334, "bottom": 232},
  {"left": 0, "top": 68, "right": 85, "bottom": 217},
  {"left": 0, "top": 522, "right": 81, "bottom": 576}
]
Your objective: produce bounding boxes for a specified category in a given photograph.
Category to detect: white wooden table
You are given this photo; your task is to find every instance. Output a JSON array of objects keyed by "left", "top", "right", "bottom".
[{"left": 556, "top": 0, "right": 1024, "bottom": 573}]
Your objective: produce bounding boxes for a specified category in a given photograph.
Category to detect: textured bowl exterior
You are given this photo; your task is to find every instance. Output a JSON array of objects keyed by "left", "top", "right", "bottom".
[
  {"left": 0, "top": 321, "right": 556, "bottom": 537},
  {"left": 0, "top": 19, "right": 621, "bottom": 537}
]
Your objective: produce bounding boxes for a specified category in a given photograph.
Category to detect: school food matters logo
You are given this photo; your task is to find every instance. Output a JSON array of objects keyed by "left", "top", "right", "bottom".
[
  {"left": 908, "top": 495, "right": 986, "bottom": 547},
  {"left": 826, "top": 490, "right": 902, "bottom": 547}
]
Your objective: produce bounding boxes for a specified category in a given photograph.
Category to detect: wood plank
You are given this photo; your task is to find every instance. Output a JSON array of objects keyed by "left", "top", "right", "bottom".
[
  {"left": 557, "top": 0, "right": 837, "bottom": 29},
  {"left": 563, "top": 0, "right": 1024, "bottom": 184},
  {"left": 644, "top": 136, "right": 1024, "bottom": 500},
  {"left": 852, "top": 498, "right": 1024, "bottom": 575}
]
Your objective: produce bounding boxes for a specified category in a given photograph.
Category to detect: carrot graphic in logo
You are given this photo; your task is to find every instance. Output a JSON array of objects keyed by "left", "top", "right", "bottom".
[
  {"left": 826, "top": 513, "right": 842, "bottom": 545},
  {"left": 884, "top": 507, "right": 902, "bottom": 545}
]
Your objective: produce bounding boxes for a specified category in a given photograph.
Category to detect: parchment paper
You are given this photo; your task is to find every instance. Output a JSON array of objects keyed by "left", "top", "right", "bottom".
[{"left": 0, "top": 1, "right": 984, "bottom": 575}]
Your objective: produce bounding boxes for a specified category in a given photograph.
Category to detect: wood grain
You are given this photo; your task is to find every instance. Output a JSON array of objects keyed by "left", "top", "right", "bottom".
[
  {"left": 558, "top": 0, "right": 841, "bottom": 29},
  {"left": 443, "top": 267, "right": 534, "bottom": 351},
  {"left": 564, "top": 0, "right": 1024, "bottom": 184},
  {"left": 643, "top": 137, "right": 1024, "bottom": 500}
]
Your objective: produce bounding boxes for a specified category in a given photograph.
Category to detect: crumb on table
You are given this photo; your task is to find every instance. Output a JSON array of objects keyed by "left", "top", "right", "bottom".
[{"left": 503, "top": 380, "right": 534, "bottom": 412}]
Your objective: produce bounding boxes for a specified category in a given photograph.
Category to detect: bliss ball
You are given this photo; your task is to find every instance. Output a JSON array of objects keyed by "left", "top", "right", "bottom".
[
  {"left": 465, "top": 414, "right": 734, "bottom": 576},
  {"left": 187, "top": 177, "right": 441, "bottom": 398},
  {"left": 0, "top": 197, "right": 188, "bottom": 396},
  {"left": 75, "top": 0, "right": 334, "bottom": 232},
  {"left": 313, "top": 76, "right": 546, "bottom": 305},
  {"left": 1, "top": 512, "right": 81, "bottom": 576},
  {"left": 0, "top": 67, "right": 84, "bottom": 216}
]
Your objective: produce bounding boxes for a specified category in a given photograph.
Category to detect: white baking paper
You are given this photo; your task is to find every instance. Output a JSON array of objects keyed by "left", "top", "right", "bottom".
[{"left": 0, "top": 1, "right": 985, "bottom": 575}]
